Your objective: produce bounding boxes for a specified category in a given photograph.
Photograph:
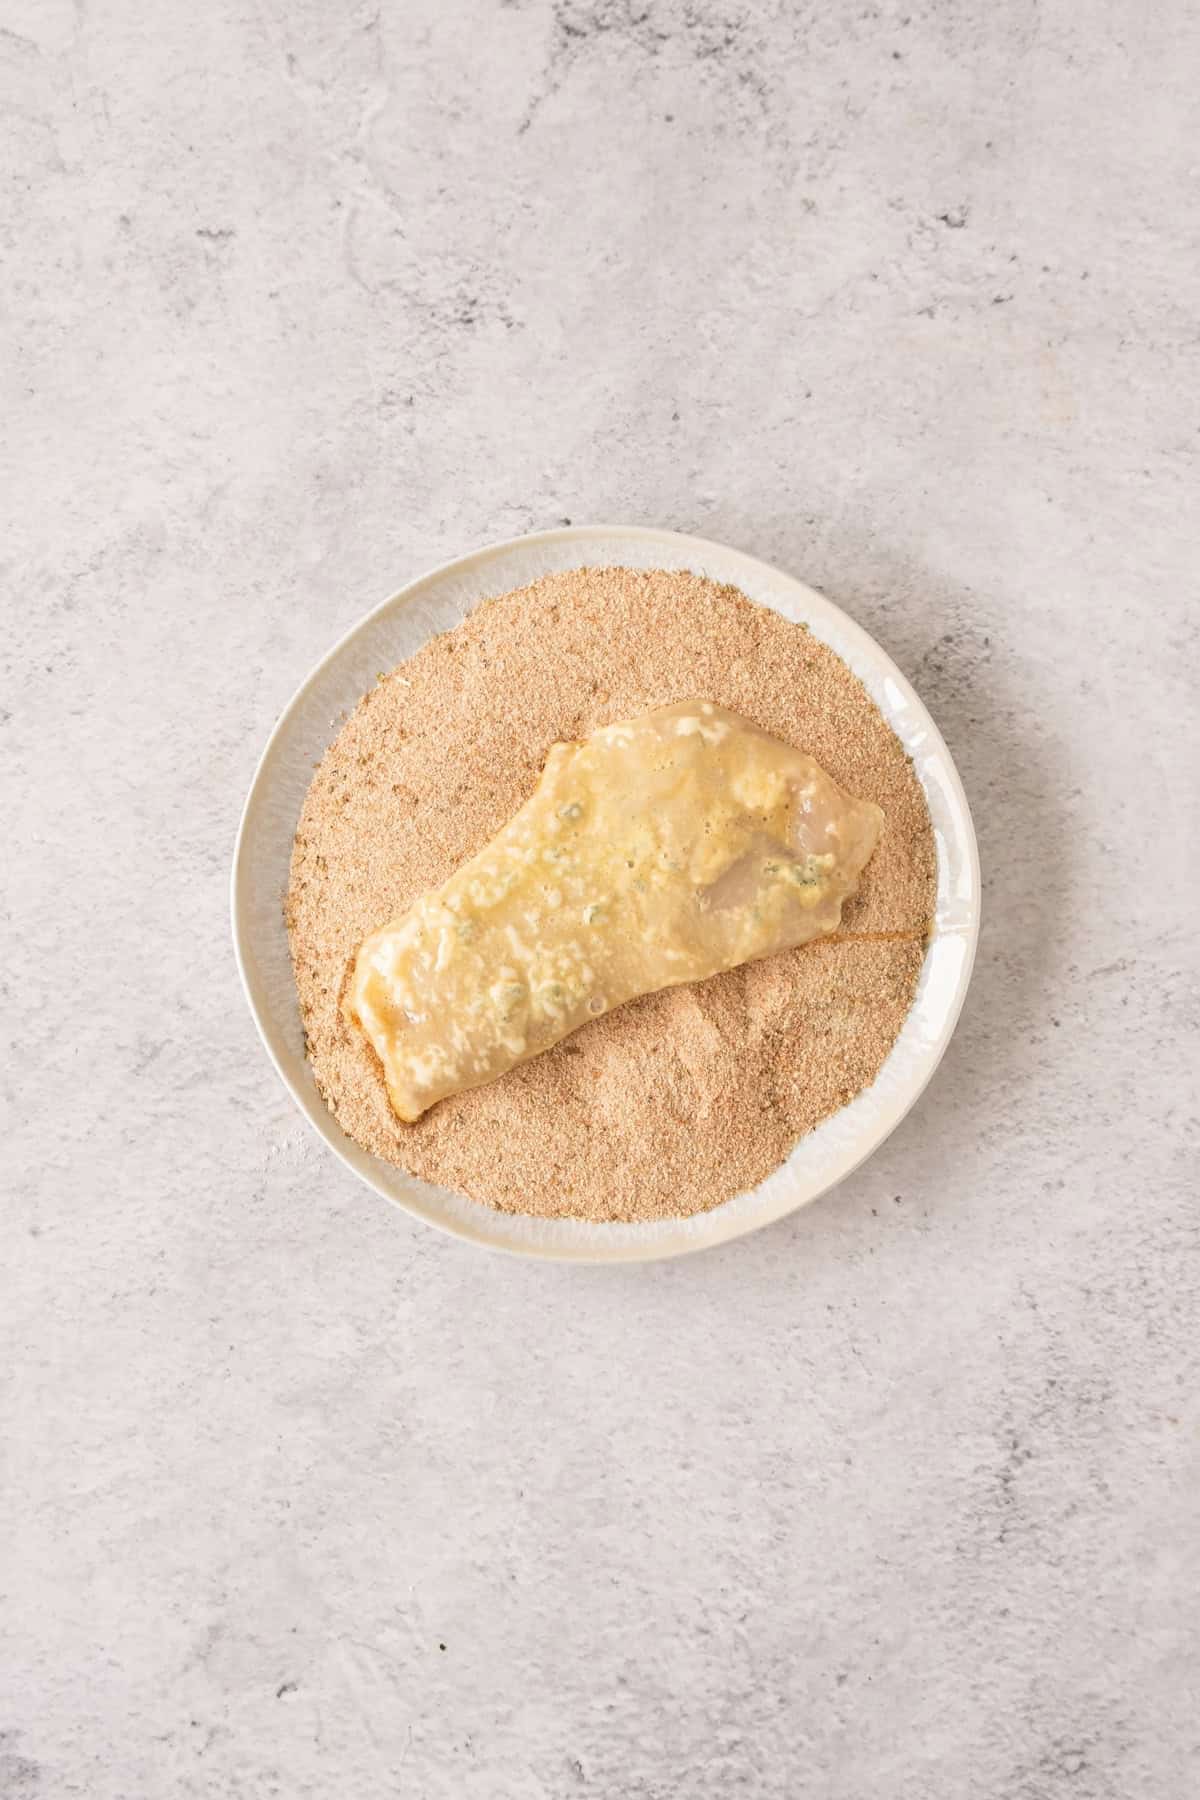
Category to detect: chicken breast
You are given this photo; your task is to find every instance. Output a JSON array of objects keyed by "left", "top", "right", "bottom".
[{"left": 345, "top": 702, "right": 883, "bottom": 1122}]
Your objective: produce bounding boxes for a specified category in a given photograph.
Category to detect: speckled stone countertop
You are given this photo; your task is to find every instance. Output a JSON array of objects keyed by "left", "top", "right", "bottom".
[{"left": 3, "top": 3, "right": 1198, "bottom": 1796}]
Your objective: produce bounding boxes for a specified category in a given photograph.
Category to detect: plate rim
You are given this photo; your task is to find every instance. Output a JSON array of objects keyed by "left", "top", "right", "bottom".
[{"left": 231, "top": 524, "right": 981, "bottom": 1262}]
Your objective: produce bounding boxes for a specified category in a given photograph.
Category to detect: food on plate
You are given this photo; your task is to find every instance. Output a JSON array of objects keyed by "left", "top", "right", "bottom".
[{"left": 345, "top": 702, "right": 883, "bottom": 1122}]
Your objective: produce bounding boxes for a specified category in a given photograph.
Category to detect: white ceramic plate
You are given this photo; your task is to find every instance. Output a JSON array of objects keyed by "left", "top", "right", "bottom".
[{"left": 232, "top": 526, "right": 979, "bottom": 1261}]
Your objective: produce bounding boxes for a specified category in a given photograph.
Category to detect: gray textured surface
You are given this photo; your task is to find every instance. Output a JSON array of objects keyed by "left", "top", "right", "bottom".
[{"left": 3, "top": 1, "right": 1198, "bottom": 1794}]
